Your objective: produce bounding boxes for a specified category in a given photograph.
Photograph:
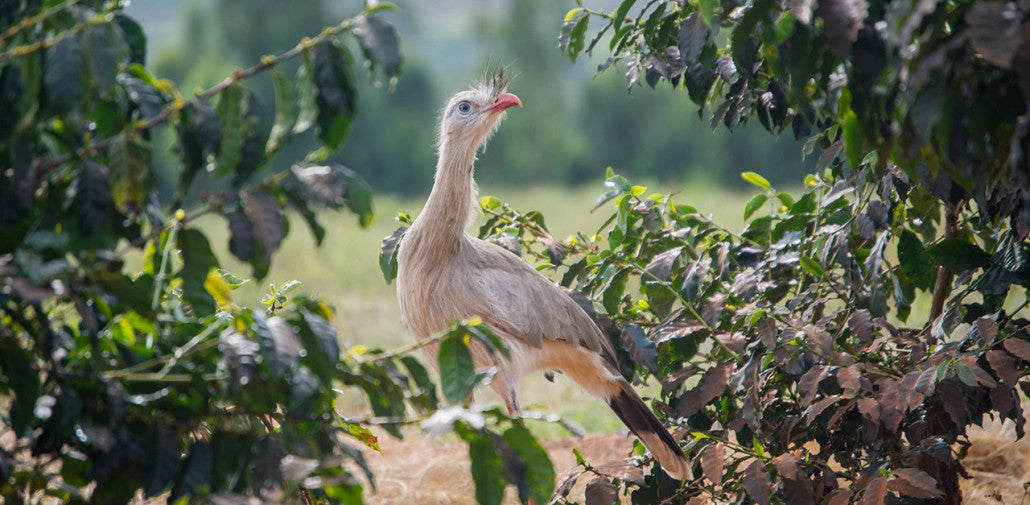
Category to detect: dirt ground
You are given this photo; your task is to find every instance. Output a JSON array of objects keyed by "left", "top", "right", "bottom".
[{"left": 359, "top": 415, "right": 1030, "bottom": 505}]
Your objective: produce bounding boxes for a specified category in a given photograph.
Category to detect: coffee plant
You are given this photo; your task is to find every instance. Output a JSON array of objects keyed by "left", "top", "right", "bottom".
[{"left": 0, "top": 1, "right": 560, "bottom": 504}]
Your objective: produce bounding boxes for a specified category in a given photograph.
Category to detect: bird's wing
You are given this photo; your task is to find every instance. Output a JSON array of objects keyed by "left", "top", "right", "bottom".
[{"left": 464, "top": 239, "right": 618, "bottom": 364}]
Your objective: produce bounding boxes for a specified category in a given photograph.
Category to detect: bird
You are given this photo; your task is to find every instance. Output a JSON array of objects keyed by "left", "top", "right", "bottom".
[{"left": 395, "top": 69, "right": 691, "bottom": 481}]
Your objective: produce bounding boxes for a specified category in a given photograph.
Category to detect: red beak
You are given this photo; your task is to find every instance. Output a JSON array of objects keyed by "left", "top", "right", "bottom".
[{"left": 486, "top": 93, "right": 522, "bottom": 114}]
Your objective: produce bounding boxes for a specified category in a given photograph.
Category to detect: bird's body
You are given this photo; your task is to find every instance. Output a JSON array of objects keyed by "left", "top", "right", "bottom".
[{"left": 396, "top": 70, "right": 690, "bottom": 480}]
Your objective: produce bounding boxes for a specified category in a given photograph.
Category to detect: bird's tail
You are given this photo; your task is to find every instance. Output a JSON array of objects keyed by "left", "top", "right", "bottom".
[{"left": 607, "top": 381, "right": 692, "bottom": 481}]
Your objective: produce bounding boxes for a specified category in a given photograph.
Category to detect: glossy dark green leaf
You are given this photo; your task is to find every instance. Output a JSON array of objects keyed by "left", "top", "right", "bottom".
[
  {"left": 602, "top": 267, "right": 631, "bottom": 314},
  {"left": 464, "top": 430, "right": 506, "bottom": 505},
  {"left": 266, "top": 70, "right": 295, "bottom": 154},
  {"left": 353, "top": 15, "right": 402, "bottom": 81},
  {"left": 0, "top": 338, "right": 40, "bottom": 435},
  {"left": 502, "top": 423, "right": 555, "bottom": 505},
  {"left": 114, "top": 14, "right": 147, "bottom": 65},
  {"left": 215, "top": 83, "right": 247, "bottom": 177},
  {"left": 399, "top": 355, "right": 438, "bottom": 406},
  {"left": 297, "top": 308, "right": 340, "bottom": 383},
  {"left": 177, "top": 228, "right": 218, "bottom": 316},
  {"left": 72, "top": 160, "right": 111, "bottom": 236},
  {"left": 926, "top": 239, "right": 991, "bottom": 272},
  {"left": 44, "top": 33, "right": 85, "bottom": 115},
  {"left": 897, "top": 230, "right": 935, "bottom": 290},
  {"left": 106, "top": 133, "right": 151, "bottom": 215},
  {"left": 311, "top": 38, "right": 357, "bottom": 150},
  {"left": 142, "top": 424, "right": 179, "bottom": 497},
  {"left": 438, "top": 334, "right": 477, "bottom": 405},
  {"left": 169, "top": 440, "right": 213, "bottom": 502},
  {"left": 83, "top": 20, "right": 128, "bottom": 99},
  {"left": 380, "top": 228, "right": 408, "bottom": 281}
]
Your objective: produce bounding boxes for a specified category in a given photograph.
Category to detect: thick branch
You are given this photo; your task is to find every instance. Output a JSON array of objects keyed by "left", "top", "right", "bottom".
[{"left": 929, "top": 202, "right": 960, "bottom": 322}]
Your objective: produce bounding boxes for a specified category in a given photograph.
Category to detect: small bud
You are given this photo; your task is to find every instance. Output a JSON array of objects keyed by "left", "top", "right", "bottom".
[{"left": 174, "top": 209, "right": 186, "bottom": 222}]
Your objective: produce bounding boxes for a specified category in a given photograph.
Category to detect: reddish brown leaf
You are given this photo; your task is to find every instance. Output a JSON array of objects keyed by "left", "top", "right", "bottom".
[
  {"left": 584, "top": 477, "right": 618, "bottom": 505},
  {"left": 837, "top": 365, "right": 863, "bottom": 397},
  {"left": 772, "top": 453, "right": 800, "bottom": 481},
  {"left": 860, "top": 476, "right": 889, "bottom": 505},
  {"left": 742, "top": 459, "right": 772, "bottom": 505},
  {"left": 821, "top": 489, "right": 851, "bottom": 505},
  {"left": 700, "top": 443, "right": 724, "bottom": 485},
  {"left": 888, "top": 468, "right": 943, "bottom": 499},
  {"left": 1004, "top": 338, "right": 1030, "bottom": 362},
  {"left": 757, "top": 317, "right": 778, "bottom": 347},
  {"left": 990, "top": 385, "right": 1016, "bottom": 417},
  {"left": 805, "top": 395, "right": 840, "bottom": 425},
  {"left": 857, "top": 397, "right": 880, "bottom": 425},
  {"left": 986, "top": 350, "right": 1019, "bottom": 386},
  {"left": 594, "top": 459, "right": 645, "bottom": 486},
  {"left": 974, "top": 316, "right": 999, "bottom": 341},
  {"left": 913, "top": 366, "right": 938, "bottom": 395},
  {"left": 959, "top": 355, "right": 998, "bottom": 388},
  {"left": 550, "top": 468, "right": 582, "bottom": 502},
  {"left": 798, "top": 365, "right": 831, "bottom": 407},
  {"left": 803, "top": 324, "right": 834, "bottom": 356},
  {"left": 937, "top": 379, "right": 970, "bottom": 428},
  {"left": 677, "top": 363, "right": 732, "bottom": 416},
  {"left": 685, "top": 496, "right": 711, "bottom": 505},
  {"left": 848, "top": 309, "right": 872, "bottom": 343}
]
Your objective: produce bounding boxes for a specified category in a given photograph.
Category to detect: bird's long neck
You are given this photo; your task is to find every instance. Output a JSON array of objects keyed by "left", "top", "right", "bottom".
[{"left": 415, "top": 135, "right": 479, "bottom": 243}]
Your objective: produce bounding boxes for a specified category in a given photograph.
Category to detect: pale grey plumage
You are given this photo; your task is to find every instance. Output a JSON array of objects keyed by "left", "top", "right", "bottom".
[{"left": 395, "top": 69, "right": 690, "bottom": 480}]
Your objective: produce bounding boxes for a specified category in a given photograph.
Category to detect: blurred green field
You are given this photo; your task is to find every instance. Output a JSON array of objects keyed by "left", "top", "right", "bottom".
[{"left": 198, "top": 179, "right": 754, "bottom": 435}]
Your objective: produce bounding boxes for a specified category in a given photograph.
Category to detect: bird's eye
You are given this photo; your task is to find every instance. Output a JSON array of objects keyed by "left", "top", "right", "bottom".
[{"left": 456, "top": 102, "right": 472, "bottom": 115}]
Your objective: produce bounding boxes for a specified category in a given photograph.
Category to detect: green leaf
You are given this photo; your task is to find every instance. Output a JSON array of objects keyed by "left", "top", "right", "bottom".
[
  {"left": 379, "top": 226, "right": 407, "bottom": 283},
  {"left": 297, "top": 308, "right": 340, "bottom": 384},
  {"left": 169, "top": 441, "right": 213, "bottom": 503},
  {"left": 464, "top": 430, "right": 506, "bottom": 505},
  {"left": 293, "top": 55, "right": 317, "bottom": 135},
  {"left": 699, "top": 0, "right": 716, "bottom": 26},
  {"left": 741, "top": 171, "right": 771, "bottom": 190},
  {"left": 107, "top": 132, "right": 151, "bottom": 215},
  {"left": 743, "top": 193, "right": 769, "bottom": 220},
  {"left": 602, "top": 267, "right": 631, "bottom": 314},
  {"left": 83, "top": 20, "right": 128, "bottom": 99},
  {"left": 353, "top": 15, "right": 403, "bottom": 82},
  {"left": 897, "top": 230, "right": 935, "bottom": 290},
  {"left": 143, "top": 424, "right": 180, "bottom": 497},
  {"left": 0, "top": 338, "right": 40, "bottom": 435},
  {"left": 926, "top": 239, "right": 991, "bottom": 272},
  {"left": 266, "top": 70, "right": 296, "bottom": 154},
  {"left": 44, "top": 31, "right": 85, "bottom": 114},
  {"left": 559, "top": 9, "right": 590, "bottom": 61},
  {"left": 114, "top": 14, "right": 147, "bottom": 65},
  {"left": 72, "top": 159, "right": 112, "bottom": 236},
  {"left": 242, "top": 189, "right": 285, "bottom": 266},
  {"left": 215, "top": 83, "right": 247, "bottom": 177},
  {"left": 178, "top": 228, "right": 219, "bottom": 317},
  {"left": 438, "top": 334, "right": 477, "bottom": 405},
  {"left": 842, "top": 110, "right": 863, "bottom": 168},
  {"left": 502, "top": 423, "right": 555, "bottom": 505},
  {"left": 399, "top": 355, "right": 439, "bottom": 406},
  {"left": 799, "top": 256, "right": 825, "bottom": 278},
  {"left": 311, "top": 38, "right": 357, "bottom": 150}
]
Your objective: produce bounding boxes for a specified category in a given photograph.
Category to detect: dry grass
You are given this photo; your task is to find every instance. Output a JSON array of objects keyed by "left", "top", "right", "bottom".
[{"left": 961, "top": 412, "right": 1030, "bottom": 505}]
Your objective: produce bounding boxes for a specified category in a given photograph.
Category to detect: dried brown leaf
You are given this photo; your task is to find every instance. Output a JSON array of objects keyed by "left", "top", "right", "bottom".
[
  {"left": 550, "top": 467, "right": 582, "bottom": 503},
  {"left": 888, "top": 468, "right": 942, "bottom": 499},
  {"left": 836, "top": 365, "right": 862, "bottom": 397},
  {"left": 772, "top": 453, "right": 799, "bottom": 481},
  {"left": 805, "top": 395, "right": 840, "bottom": 426},
  {"left": 594, "top": 459, "right": 645, "bottom": 486},
  {"left": 803, "top": 324, "right": 834, "bottom": 356},
  {"left": 859, "top": 476, "right": 888, "bottom": 505},
  {"left": 822, "top": 489, "right": 851, "bottom": 505},
  {"left": 742, "top": 459, "right": 771, "bottom": 505},
  {"left": 757, "top": 317, "right": 777, "bottom": 347},
  {"left": 1003, "top": 338, "right": 1030, "bottom": 362},
  {"left": 857, "top": 397, "right": 880, "bottom": 424},
  {"left": 798, "top": 365, "right": 831, "bottom": 407},
  {"left": 644, "top": 246, "right": 682, "bottom": 282},
  {"left": 700, "top": 443, "right": 724, "bottom": 485},
  {"left": 849, "top": 309, "right": 872, "bottom": 343},
  {"left": 986, "top": 349, "right": 1018, "bottom": 386},
  {"left": 677, "top": 363, "right": 732, "bottom": 416},
  {"left": 584, "top": 477, "right": 618, "bottom": 505},
  {"left": 685, "top": 496, "right": 711, "bottom": 505},
  {"left": 974, "top": 316, "right": 999, "bottom": 341}
]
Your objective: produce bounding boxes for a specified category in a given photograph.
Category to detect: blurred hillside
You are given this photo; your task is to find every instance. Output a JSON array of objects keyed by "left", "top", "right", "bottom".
[{"left": 126, "top": 0, "right": 814, "bottom": 197}]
